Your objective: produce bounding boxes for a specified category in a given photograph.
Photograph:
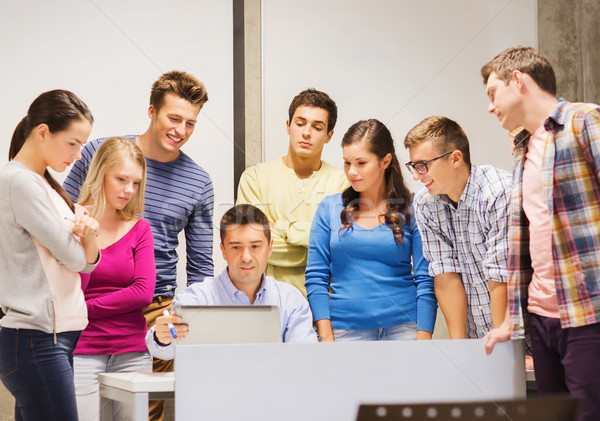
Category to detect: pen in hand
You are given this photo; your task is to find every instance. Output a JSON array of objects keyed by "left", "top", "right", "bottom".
[{"left": 163, "top": 309, "right": 178, "bottom": 339}]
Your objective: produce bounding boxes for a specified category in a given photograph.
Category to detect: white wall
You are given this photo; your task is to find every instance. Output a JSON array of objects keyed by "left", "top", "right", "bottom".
[
  {"left": 0, "top": 0, "right": 234, "bottom": 277},
  {"left": 262, "top": 0, "right": 537, "bottom": 191}
]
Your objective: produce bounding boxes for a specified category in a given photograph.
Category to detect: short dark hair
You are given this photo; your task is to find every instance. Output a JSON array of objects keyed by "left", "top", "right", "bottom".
[
  {"left": 288, "top": 88, "right": 337, "bottom": 132},
  {"left": 150, "top": 70, "right": 208, "bottom": 112},
  {"left": 219, "top": 204, "right": 271, "bottom": 243},
  {"left": 404, "top": 116, "right": 471, "bottom": 167},
  {"left": 481, "top": 46, "right": 556, "bottom": 96}
]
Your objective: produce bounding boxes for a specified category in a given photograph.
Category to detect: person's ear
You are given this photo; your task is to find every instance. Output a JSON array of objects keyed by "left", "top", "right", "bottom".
[
  {"left": 512, "top": 70, "right": 525, "bottom": 91},
  {"left": 34, "top": 124, "right": 50, "bottom": 142},
  {"left": 382, "top": 153, "right": 392, "bottom": 169},
  {"left": 220, "top": 242, "right": 226, "bottom": 260},
  {"left": 325, "top": 129, "right": 334, "bottom": 143},
  {"left": 451, "top": 150, "right": 464, "bottom": 168},
  {"left": 148, "top": 104, "right": 156, "bottom": 120}
]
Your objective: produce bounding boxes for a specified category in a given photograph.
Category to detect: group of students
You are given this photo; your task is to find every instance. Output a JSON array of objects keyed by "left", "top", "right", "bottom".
[{"left": 0, "top": 45, "right": 598, "bottom": 421}]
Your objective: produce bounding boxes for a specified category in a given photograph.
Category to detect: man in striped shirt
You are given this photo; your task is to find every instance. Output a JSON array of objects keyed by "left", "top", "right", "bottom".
[
  {"left": 482, "top": 46, "right": 600, "bottom": 421},
  {"left": 404, "top": 116, "right": 511, "bottom": 339},
  {"left": 64, "top": 70, "right": 214, "bottom": 421}
]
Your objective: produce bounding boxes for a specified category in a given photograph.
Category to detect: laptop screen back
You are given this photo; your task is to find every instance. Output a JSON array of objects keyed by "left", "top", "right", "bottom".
[{"left": 173, "top": 305, "right": 282, "bottom": 344}]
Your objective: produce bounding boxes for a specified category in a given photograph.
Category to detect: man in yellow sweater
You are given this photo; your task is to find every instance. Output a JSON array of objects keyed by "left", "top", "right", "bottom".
[{"left": 237, "top": 89, "right": 349, "bottom": 296}]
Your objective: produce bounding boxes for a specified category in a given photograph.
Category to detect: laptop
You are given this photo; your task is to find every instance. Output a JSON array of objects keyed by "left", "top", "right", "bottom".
[
  {"left": 173, "top": 305, "right": 282, "bottom": 345},
  {"left": 356, "top": 395, "right": 579, "bottom": 421}
]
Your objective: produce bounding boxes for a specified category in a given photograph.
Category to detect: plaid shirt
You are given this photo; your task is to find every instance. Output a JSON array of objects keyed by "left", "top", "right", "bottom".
[
  {"left": 414, "top": 165, "right": 511, "bottom": 338},
  {"left": 509, "top": 99, "right": 600, "bottom": 337}
]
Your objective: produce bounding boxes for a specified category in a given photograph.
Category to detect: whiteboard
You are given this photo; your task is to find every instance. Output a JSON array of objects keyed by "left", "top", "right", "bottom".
[
  {"left": 263, "top": 0, "right": 537, "bottom": 191},
  {"left": 0, "top": 0, "right": 234, "bottom": 276}
]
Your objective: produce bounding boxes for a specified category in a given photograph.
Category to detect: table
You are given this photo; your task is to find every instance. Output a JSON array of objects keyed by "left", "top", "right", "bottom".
[
  {"left": 98, "top": 372, "right": 174, "bottom": 421},
  {"left": 175, "top": 339, "right": 526, "bottom": 421}
]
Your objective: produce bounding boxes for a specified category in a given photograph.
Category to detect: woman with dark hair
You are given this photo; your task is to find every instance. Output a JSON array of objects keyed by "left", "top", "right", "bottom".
[
  {"left": 305, "top": 119, "right": 436, "bottom": 342},
  {"left": 0, "top": 90, "right": 100, "bottom": 420}
]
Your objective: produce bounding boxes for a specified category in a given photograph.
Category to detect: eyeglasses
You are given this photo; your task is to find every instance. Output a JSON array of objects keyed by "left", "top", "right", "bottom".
[{"left": 405, "top": 151, "right": 453, "bottom": 175}]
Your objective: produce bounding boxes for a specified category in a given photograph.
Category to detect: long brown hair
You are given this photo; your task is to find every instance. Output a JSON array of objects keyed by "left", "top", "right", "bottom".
[
  {"left": 340, "top": 119, "right": 412, "bottom": 242},
  {"left": 10, "top": 90, "right": 94, "bottom": 210}
]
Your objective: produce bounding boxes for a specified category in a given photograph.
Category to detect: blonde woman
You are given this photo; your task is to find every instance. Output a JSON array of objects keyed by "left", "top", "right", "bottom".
[{"left": 73, "top": 137, "right": 156, "bottom": 421}]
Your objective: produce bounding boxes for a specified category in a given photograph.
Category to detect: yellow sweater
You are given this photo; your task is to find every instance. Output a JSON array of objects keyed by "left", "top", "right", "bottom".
[{"left": 237, "top": 158, "right": 349, "bottom": 296}]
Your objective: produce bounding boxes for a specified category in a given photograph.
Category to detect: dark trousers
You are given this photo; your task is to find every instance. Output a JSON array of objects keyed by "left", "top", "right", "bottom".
[
  {"left": 530, "top": 313, "right": 600, "bottom": 421},
  {"left": 0, "top": 328, "right": 80, "bottom": 421}
]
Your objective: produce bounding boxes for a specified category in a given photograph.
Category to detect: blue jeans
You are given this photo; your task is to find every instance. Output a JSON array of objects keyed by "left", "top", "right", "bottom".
[
  {"left": 333, "top": 322, "right": 417, "bottom": 342},
  {"left": 0, "top": 328, "right": 80, "bottom": 421}
]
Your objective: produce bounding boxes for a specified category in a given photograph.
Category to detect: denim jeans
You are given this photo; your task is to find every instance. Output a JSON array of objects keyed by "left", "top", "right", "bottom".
[
  {"left": 74, "top": 352, "right": 152, "bottom": 421},
  {"left": 0, "top": 328, "right": 80, "bottom": 421},
  {"left": 333, "top": 322, "right": 417, "bottom": 342}
]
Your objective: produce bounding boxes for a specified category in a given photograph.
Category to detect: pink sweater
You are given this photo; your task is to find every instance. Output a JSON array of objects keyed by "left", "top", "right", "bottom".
[{"left": 74, "top": 220, "right": 156, "bottom": 355}]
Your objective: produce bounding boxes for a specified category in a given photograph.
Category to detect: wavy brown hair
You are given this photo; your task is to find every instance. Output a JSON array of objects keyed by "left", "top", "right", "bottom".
[{"left": 340, "top": 119, "right": 412, "bottom": 242}]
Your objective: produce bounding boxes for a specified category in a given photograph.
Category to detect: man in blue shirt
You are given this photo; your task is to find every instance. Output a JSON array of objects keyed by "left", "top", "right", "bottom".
[
  {"left": 147, "top": 204, "right": 317, "bottom": 358},
  {"left": 63, "top": 70, "right": 214, "bottom": 421}
]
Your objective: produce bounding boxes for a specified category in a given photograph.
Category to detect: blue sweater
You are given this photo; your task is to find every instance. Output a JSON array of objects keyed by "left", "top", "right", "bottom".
[
  {"left": 305, "top": 194, "right": 436, "bottom": 332},
  {"left": 64, "top": 136, "right": 214, "bottom": 297}
]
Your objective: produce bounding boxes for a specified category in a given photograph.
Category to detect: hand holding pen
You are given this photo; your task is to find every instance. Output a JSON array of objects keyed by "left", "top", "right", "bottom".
[
  {"left": 155, "top": 310, "right": 188, "bottom": 345},
  {"left": 68, "top": 204, "right": 100, "bottom": 238},
  {"left": 163, "top": 309, "right": 178, "bottom": 339}
]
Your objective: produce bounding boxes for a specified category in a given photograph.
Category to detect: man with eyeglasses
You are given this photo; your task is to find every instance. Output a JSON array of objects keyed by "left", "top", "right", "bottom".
[{"left": 403, "top": 116, "right": 511, "bottom": 339}]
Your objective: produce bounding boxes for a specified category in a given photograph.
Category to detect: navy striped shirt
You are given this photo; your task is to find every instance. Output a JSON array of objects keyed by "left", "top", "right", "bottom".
[{"left": 64, "top": 135, "right": 214, "bottom": 297}]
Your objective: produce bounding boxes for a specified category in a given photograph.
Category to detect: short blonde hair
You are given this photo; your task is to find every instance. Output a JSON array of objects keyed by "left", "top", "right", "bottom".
[{"left": 78, "top": 137, "right": 147, "bottom": 221}]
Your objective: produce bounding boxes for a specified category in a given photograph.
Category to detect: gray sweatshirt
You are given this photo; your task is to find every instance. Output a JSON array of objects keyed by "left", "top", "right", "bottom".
[{"left": 0, "top": 161, "right": 97, "bottom": 333}]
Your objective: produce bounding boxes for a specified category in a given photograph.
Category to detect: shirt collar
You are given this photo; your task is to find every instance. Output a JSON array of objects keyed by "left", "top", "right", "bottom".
[
  {"left": 436, "top": 165, "right": 475, "bottom": 208},
  {"left": 218, "top": 268, "right": 268, "bottom": 303},
  {"left": 544, "top": 98, "right": 567, "bottom": 133}
]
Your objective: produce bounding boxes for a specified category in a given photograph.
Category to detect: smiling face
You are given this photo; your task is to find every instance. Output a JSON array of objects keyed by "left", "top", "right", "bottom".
[
  {"left": 42, "top": 119, "right": 92, "bottom": 172},
  {"left": 485, "top": 71, "right": 523, "bottom": 131},
  {"left": 221, "top": 223, "right": 273, "bottom": 289},
  {"left": 286, "top": 105, "right": 333, "bottom": 160},
  {"left": 103, "top": 157, "right": 144, "bottom": 212},
  {"left": 343, "top": 140, "right": 391, "bottom": 196},
  {"left": 147, "top": 93, "right": 201, "bottom": 161},
  {"left": 407, "top": 140, "right": 458, "bottom": 197}
]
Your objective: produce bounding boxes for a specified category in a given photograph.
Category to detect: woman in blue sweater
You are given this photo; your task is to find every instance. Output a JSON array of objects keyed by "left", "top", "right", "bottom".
[{"left": 305, "top": 119, "right": 436, "bottom": 342}]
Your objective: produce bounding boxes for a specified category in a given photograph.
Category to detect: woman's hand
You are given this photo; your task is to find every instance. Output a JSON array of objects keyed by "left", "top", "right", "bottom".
[
  {"left": 316, "top": 319, "right": 335, "bottom": 342},
  {"left": 72, "top": 204, "right": 100, "bottom": 263},
  {"left": 416, "top": 330, "right": 433, "bottom": 340},
  {"left": 72, "top": 204, "right": 99, "bottom": 239}
]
